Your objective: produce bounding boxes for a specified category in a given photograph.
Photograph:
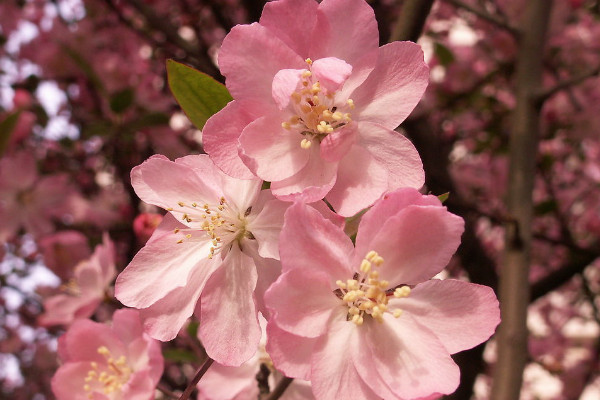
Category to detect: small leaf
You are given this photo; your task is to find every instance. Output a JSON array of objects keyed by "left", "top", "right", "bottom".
[
  {"left": 167, "top": 59, "right": 232, "bottom": 130},
  {"left": 433, "top": 42, "right": 455, "bottom": 67},
  {"left": 437, "top": 192, "right": 450, "bottom": 204},
  {"left": 163, "top": 349, "right": 198, "bottom": 363},
  {"left": 110, "top": 88, "right": 135, "bottom": 114},
  {"left": 0, "top": 111, "right": 21, "bottom": 156}
]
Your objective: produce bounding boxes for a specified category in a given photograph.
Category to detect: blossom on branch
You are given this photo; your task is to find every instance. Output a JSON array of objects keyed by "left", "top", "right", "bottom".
[
  {"left": 115, "top": 154, "right": 292, "bottom": 366},
  {"left": 203, "top": 0, "right": 428, "bottom": 216},
  {"left": 51, "top": 309, "right": 163, "bottom": 400},
  {"left": 264, "top": 189, "right": 500, "bottom": 399}
]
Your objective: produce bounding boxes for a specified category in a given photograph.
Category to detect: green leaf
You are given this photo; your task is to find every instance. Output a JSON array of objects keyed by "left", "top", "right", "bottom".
[
  {"left": 167, "top": 59, "right": 232, "bottom": 130},
  {"left": 437, "top": 192, "right": 450, "bottom": 204},
  {"left": 110, "top": 88, "right": 135, "bottom": 114},
  {"left": 0, "top": 111, "right": 21, "bottom": 156},
  {"left": 162, "top": 348, "right": 198, "bottom": 363},
  {"left": 433, "top": 42, "right": 455, "bottom": 67}
]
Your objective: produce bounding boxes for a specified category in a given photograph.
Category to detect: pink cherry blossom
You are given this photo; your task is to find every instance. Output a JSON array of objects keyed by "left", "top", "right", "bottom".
[
  {"left": 197, "top": 315, "right": 314, "bottom": 400},
  {"left": 264, "top": 189, "right": 500, "bottom": 399},
  {"left": 51, "top": 308, "right": 164, "bottom": 400},
  {"left": 39, "top": 233, "right": 116, "bottom": 327},
  {"left": 39, "top": 230, "right": 92, "bottom": 281},
  {"left": 203, "top": 0, "right": 428, "bottom": 216},
  {"left": 115, "top": 154, "right": 294, "bottom": 366},
  {"left": 0, "top": 151, "right": 75, "bottom": 241}
]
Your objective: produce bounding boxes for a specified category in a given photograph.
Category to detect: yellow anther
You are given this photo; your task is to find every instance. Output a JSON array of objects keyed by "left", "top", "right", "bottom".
[
  {"left": 347, "top": 98, "right": 355, "bottom": 108},
  {"left": 300, "top": 104, "right": 312, "bottom": 114},
  {"left": 373, "top": 256, "right": 384, "bottom": 266},
  {"left": 360, "top": 259, "right": 371, "bottom": 273},
  {"left": 166, "top": 207, "right": 173, "bottom": 211},
  {"left": 97, "top": 346, "right": 109, "bottom": 355},
  {"left": 192, "top": 202, "right": 197, "bottom": 207},
  {"left": 177, "top": 239, "right": 184, "bottom": 244},
  {"left": 302, "top": 70, "right": 312, "bottom": 78},
  {"left": 352, "top": 314, "right": 364, "bottom": 326},
  {"left": 312, "top": 95, "right": 320, "bottom": 105},
  {"left": 305, "top": 58, "right": 313, "bottom": 65},
  {"left": 394, "top": 286, "right": 411, "bottom": 298},
  {"left": 369, "top": 270, "right": 379, "bottom": 279},
  {"left": 90, "top": 362, "right": 98, "bottom": 369},
  {"left": 178, "top": 201, "right": 185, "bottom": 207},
  {"left": 366, "top": 250, "right": 378, "bottom": 261},
  {"left": 322, "top": 109, "right": 333, "bottom": 118},
  {"left": 379, "top": 280, "right": 389, "bottom": 288},
  {"left": 300, "top": 138, "right": 312, "bottom": 149},
  {"left": 291, "top": 92, "right": 302, "bottom": 103},
  {"left": 336, "top": 280, "right": 347, "bottom": 289},
  {"left": 332, "top": 111, "right": 343, "bottom": 121},
  {"left": 393, "top": 309, "right": 403, "bottom": 318},
  {"left": 84, "top": 384, "right": 91, "bottom": 391},
  {"left": 282, "top": 122, "right": 291, "bottom": 130}
]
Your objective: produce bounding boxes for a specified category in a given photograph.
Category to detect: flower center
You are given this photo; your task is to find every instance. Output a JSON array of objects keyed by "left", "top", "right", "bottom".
[
  {"left": 83, "top": 346, "right": 132, "bottom": 398},
  {"left": 281, "top": 58, "right": 354, "bottom": 150},
  {"left": 335, "top": 250, "right": 411, "bottom": 326},
  {"left": 168, "top": 197, "right": 252, "bottom": 259},
  {"left": 60, "top": 278, "right": 81, "bottom": 296}
]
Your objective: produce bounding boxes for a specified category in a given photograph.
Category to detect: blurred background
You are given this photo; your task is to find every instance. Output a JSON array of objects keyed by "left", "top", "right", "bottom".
[{"left": 1, "top": 0, "right": 600, "bottom": 399}]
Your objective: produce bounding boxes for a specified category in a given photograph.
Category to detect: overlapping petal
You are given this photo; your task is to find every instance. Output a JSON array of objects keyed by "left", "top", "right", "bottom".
[{"left": 199, "top": 245, "right": 261, "bottom": 366}]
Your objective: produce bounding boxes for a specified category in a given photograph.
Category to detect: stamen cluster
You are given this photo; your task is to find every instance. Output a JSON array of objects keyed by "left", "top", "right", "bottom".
[
  {"left": 169, "top": 197, "right": 250, "bottom": 259},
  {"left": 335, "top": 250, "right": 411, "bottom": 326},
  {"left": 83, "top": 346, "right": 132, "bottom": 398},
  {"left": 281, "top": 58, "right": 354, "bottom": 150}
]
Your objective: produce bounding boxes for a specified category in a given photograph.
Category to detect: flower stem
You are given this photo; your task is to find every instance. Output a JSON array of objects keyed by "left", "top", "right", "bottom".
[{"left": 178, "top": 357, "right": 214, "bottom": 400}]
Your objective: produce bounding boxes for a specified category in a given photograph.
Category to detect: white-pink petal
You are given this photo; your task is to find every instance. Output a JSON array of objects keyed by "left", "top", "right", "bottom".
[
  {"left": 366, "top": 205, "right": 464, "bottom": 285},
  {"left": 279, "top": 202, "right": 354, "bottom": 277},
  {"left": 352, "top": 41, "right": 429, "bottom": 129},
  {"left": 199, "top": 245, "right": 261, "bottom": 366},
  {"left": 398, "top": 279, "right": 500, "bottom": 354}
]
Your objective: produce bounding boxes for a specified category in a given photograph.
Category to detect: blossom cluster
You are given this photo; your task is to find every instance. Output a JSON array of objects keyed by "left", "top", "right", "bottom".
[{"left": 47, "top": 0, "right": 500, "bottom": 399}]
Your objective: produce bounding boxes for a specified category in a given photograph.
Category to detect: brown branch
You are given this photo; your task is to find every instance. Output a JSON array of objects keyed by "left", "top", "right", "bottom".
[
  {"left": 530, "top": 253, "right": 598, "bottom": 301},
  {"left": 536, "top": 66, "right": 600, "bottom": 104},
  {"left": 389, "top": 0, "right": 435, "bottom": 42},
  {"left": 443, "top": 0, "right": 519, "bottom": 35},
  {"left": 123, "top": 0, "right": 220, "bottom": 77},
  {"left": 261, "top": 377, "right": 294, "bottom": 400},
  {"left": 178, "top": 357, "right": 214, "bottom": 400},
  {"left": 491, "top": 1, "right": 553, "bottom": 398}
]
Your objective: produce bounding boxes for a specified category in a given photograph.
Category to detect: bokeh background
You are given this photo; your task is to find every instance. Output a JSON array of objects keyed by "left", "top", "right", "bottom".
[{"left": 1, "top": 0, "right": 600, "bottom": 399}]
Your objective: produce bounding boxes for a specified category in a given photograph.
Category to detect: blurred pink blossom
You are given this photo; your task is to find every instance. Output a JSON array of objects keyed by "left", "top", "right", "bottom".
[
  {"left": 51, "top": 308, "right": 163, "bottom": 400},
  {"left": 39, "top": 233, "right": 116, "bottom": 327},
  {"left": 39, "top": 230, "right": 92, "bottom": 281}
]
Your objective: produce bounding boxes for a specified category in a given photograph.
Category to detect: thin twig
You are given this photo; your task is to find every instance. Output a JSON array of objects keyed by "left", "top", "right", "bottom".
[
  {"left": 178, "top": 357, "right": 214, "bottom": 400},
  {"left": 536, "top": 66, "right": 600, "bottom": 104},
  {"left": 443, "top": 0, "right": 519, "bottom": 35}
]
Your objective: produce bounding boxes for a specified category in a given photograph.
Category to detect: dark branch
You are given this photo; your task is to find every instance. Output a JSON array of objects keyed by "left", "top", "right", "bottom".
[
  {"left": 178, "top": 357, "right": 214, "bottom": 400},
  {"left": 389, "top": 0, "right": 435, "bottom": 42},
  {"left": 443, "top": 0, "right": 519, "bottom": 36}
]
